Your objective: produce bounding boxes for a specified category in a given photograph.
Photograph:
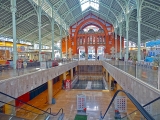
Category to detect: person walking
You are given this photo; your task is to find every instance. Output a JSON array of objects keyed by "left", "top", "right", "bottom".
[{"left": 97, "top": 56, "right": 99, "bottom": 60}]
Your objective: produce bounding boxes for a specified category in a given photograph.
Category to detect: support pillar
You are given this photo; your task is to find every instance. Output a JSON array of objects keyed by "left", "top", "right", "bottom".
[
  {"left": 137, "top": 17, "right": 141, "bottom": 61},
  {"left": 119, "top": 23, "right": 122, "bottom": 59},
  {"left": 63, "top": 72, "right": 66, "bottom": 80},
  {"left": 137, "top": 0, "right": 142, "bottom": 61},
  {"left": 71, "top": 68, "right": 73, "bottom": 80},
  {"left": 108, "top": 74, "right": 113, "bottom": 91},
  {"left": 85, "top": 36, "right": 88, "bottom": 60},
  {"left": 51, "top": 17, "right": 55, "bottom": 60},
  {"left": 38, "top": 4, "right": 42, "bottom": 61},
  {"left": 126, "top": 17, "right": 129, "bottom": 60},
  {"left": 106, "top": 70, "right": 108, "bottom": 82},
  {"left": 95, "top": 36, "right": 98, "bottom": 60},
  {"left": 66, "top": 36, "right": 68, "bottom": 59},
  {"left": 48, "top": 80, "right": 53, "bottom": 104},
  {"left": 60, "top": 25, "right": 62, "bottom": 58},
  {"left": 11, "top": 0, "right": 17, "bottom": 69},
  {"left": 4, "top": 100, "right": 16, "bottom": 115},
  {"left": 115, "top": 28, "right": 117, "bottom": 59},
  {"left": 68, "top": 36, "right": 72, "bottom": 59},
  {"left": 102, "top": 67, "right": 105, "bottom": 74},
  {"left": 95, "top": 47, "right": 97, "bottom": 60}
]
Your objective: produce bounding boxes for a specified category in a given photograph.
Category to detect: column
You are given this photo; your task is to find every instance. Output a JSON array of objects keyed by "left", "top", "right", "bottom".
[
  {"left": 38, "top": 4, "right": 42, "bottom": 61},
  {"left": 69, "top": 36, "right": 72, "bottom": 59},
  {"left": 126, "top": 18, "right": 129, "bottom": 60},
  {"left": 63, "top": 72, "right": 66, "bottom": 80},
  {"left": 48, "top": 80, "right": 53, "bottom": 104},
  {"left": 51, "top": 17, "right": 55, "bottom": 60},
  {"left": 115, "top": 28, "right": 117, "bottom": 59},
  {"left": 119, "top": 24, "right": 122, "bottom": 59},
  {"left": 120, "top": 36, "right": 122, "bottom": 59},
  {"left": 60, "top": 25, "right": 62, "bottom": 58},
  {"left": 95, "top": 47, "right": 97, "bottom": 60},
  {"left": 102, "top": 66, "right": 105, "bottom": 74},
  {"left": 71, "top": 68, "right": 73, "bottom": 80},
  {"left": 108, "top": 74, "right": 113, "bottom": 90},
  {"left": 66, "top": 36, "right": 68, "bottom": 59},
  {"left": 106, "top": 70, "right": 108, "bottom": 82},
  {"left": 137, "top": 1, "right": 142, "bottom": 61},
  {"left": 95, "top": 35, "right": 97, "bottom": 60},
  {"left": 85, "top": 36, "right": 88, "bottom": 60},
  {"left": 4, "top": 100, "right": 16, "bottom": 115},
  {"left": 11, "top": 0, "right": 17, "bottom": 69}
]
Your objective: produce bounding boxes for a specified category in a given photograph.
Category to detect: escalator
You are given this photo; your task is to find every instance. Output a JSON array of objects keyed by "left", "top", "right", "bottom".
[
  {"left": 100, "top": 90, "right": 160, "bottom": 120},
  {"left": 0, "top": 91, "right": 64, "bottom": 120}
]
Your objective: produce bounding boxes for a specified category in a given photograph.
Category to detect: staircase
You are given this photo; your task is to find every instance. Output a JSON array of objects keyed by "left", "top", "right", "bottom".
[
  {"left": 0, "top": 112, "right": 64, "bottom": 120},
  {"left": 0, "top": 91, "right": 64, "bottom": 120}
]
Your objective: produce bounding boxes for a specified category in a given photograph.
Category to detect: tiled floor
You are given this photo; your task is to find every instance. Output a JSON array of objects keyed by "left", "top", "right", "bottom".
[{"left": 16, "top": 89, "right": 138, "bottom": 120}]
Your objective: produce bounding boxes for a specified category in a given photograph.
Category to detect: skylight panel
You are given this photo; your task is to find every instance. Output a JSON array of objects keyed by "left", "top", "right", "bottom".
[{"left": 80, "top": 0, "right": 99, "bottom": 11}]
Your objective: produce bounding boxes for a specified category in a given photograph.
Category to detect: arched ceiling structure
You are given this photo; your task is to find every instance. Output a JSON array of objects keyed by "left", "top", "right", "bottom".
[
  {"left": 80, "top": 22, "right": 102, "bottom": 30},
  {"left": 0, "top": 0, "right": 160, "bottom": 47}
]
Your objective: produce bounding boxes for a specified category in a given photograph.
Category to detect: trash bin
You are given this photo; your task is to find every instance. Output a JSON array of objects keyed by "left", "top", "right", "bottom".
[
  {"left": 115, "top": 109, "right": 121, "bottom": 119},
  {"left": 52, "top": 98, "right": 56, "bottom": 104}
]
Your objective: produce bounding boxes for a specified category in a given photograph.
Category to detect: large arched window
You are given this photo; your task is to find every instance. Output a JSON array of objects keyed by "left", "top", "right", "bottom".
[{"left": 83, "top": 25, "right": 99, "bottom": 32}]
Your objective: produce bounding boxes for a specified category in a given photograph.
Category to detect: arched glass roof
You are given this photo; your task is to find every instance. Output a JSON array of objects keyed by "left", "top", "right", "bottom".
[
  {"left": 80, "top": 0, "right": 99, "bottom": 11},
  {"left": 0, "top": 0, "right": 160, "bottom": 46}
]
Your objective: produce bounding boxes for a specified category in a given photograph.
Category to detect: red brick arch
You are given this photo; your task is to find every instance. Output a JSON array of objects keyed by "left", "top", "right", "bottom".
[{"left": 73, "top": 18, "right": 109, "bottom": 54}]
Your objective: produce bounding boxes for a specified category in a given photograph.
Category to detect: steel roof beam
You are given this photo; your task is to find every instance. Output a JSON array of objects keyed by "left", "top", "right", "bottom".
[
  {"left": 45, "top": 0, "right": 67, "bottom": 31},
  {"left": 63, "top": 0, "right": 120, "bottom": 23},
  {"left": 143, "top": 1, "right": 160, "bottom": 12},
  {"left": 0, "top": 10, "right": 36, "bottom": 34},
  {"left": 130, "top": 17, "right": 160, "bottom": 32},
  {"left": 103, "top": 0, "right": 114, "bottom": 23},
  {"left": 33, "top": 29, "right": 60, "bottom": 42},
  {"left": 128, "top": 27, "right": 155, "bottom": 39},
  {"left": 53, "top": 0, "right": 62, "bottom": 8},
  {"left": 68, "top": 8, "right": 114, "bottom": 26},
  {"left": 68, "top": 3, "right": 120, "bottom": 25},
  {"left": 20, "top": 21, "right": 49, "bottom": 39},
  {"left": 55, "top": 0, "right": 77, "bottom": 25},
  {"left": 0, "top": 2, "right": 22, "bottom": 17}
]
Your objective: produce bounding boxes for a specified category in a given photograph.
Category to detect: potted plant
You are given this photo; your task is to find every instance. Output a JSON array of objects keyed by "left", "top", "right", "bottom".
[
  {"left": 153, "top": 55, "right": 160, "bottom": 70},
  {"left": 131, "top": 55, "right": 137, "bottom": 65}
]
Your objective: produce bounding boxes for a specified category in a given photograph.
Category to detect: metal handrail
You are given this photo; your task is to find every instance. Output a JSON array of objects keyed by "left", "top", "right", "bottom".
[
  {"left": 0, "top": 91, "right": 63, "bottom": 117},
  {"left": 100, "top": 90, "right": 154, "bottom": 120},
  {"left": 0, "top": 100, "right": 63, "bottom": 119},
  {"left": 121, "top": 96, "right": 160, "bottom": 119}
]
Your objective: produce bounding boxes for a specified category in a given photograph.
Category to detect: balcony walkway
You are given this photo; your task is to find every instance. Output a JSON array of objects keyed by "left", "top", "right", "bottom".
[
  {"left": 0, "top": 60, "right": 158, "bottom": 89},
  {"left": 106, "top": 60, "right": 158, "bottom": 88},
  {"left": 0, "top": 62, "right": 70, "bottom": 81}
]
